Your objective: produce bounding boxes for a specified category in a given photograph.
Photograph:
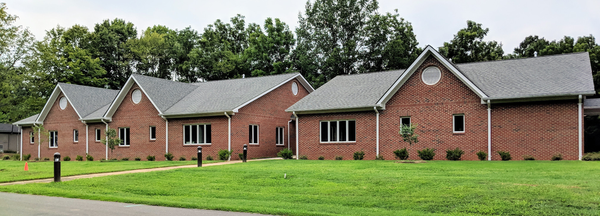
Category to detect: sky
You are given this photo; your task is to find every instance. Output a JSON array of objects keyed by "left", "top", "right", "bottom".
[{"left": 4, "top": 0, "right": 600, "bottom": 54}]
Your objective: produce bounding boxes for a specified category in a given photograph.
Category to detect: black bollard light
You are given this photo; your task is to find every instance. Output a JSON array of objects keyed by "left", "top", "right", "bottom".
[
  {"left": 243, "top": 144, "right": 247, "bottom": 162},
  {"left": 197, "top": 146, "right": 202, "bottom": 167},
  {"left": 53, "top": 152, "right": 61, "bottom": 182}
]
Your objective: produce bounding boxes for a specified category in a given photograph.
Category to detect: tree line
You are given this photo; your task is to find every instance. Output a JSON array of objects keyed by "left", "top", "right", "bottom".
[{"left": 1, "top": 0, "right": 599, "bottom": 123}]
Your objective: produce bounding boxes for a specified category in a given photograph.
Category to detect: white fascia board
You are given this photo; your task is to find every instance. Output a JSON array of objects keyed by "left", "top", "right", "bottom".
[
  {"left": 57, "top": 85, "right": 83, "bottom": 119},
  {"left": 233, "top": 74, "right": 308, "bottom": 113},
  {"left": 37, "top": 84, "right": 83, "bottom": 123},
  {"left": 296, "top": 74, "right": 315, "bottom": 93},
  {"left": 131, "top": 76, "right": 163, "bottom": 115},
  {"left": 103, "top": 76, "right": 163, "bottom": 119}
]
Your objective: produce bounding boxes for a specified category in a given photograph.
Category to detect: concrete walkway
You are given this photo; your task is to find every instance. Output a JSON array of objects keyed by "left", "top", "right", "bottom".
[{"left": 0, "top": 157, "right": 281, "bottom": 186}]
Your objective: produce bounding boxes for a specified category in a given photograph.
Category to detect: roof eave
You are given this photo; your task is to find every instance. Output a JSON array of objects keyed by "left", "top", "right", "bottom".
[
  {"left": 487, "top": 92, "right": 595, "bottom": 104},
  {"left": 286, "top": 106, "right": 383, "bottom": 115},
  {"left": 160, "top": 111, "right": 234, "bottom": 119}
]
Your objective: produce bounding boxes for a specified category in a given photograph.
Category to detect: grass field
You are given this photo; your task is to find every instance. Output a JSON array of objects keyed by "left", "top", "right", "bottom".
[
  {"left": 0, "top": 160, "right": 599, "bottom": 215},
  {"left": 0, "top": 160, "right": 221, "bottom": 183}
]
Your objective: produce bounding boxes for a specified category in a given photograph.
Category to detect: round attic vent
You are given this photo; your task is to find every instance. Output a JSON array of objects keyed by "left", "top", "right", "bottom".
[
  {"left": 59, "top": 97, "right": 67, "bottom": 110},
  {"left": 292, "top": 82, "right": 299, "bottom": 95},
  {"left": 132, "top": 89, "right": 142, "bottom": 104},
  {"left": 422, "top": 66, "right": 441, "bottom": 85}
]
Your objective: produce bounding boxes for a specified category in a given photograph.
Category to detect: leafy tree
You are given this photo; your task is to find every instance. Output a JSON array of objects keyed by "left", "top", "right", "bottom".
[
  {"left": 512, "top": 35, "right": 550, "bottom": 58},
  {"left": 101, "top": 127, "right": 122, "bottom": 157},
  {"left": 439, "top": 20, "right": 504, "bottom": 63},
  {"left": 171, "top": 27, "right": 200, "bottom": 82},
  {"left": 246, "top": 17, "right": 295, "bottom": 76},
  {"left": 128, "top": 25, "right": 175, "bottom": 79},
  {"left": 399, "top": 123, "right": 418, "bottom": 146}
]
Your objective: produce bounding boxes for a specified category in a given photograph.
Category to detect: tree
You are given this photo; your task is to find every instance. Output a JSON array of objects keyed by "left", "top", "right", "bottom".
[
  {"left": 439, "top": 20, "right": 504, "bottom": 63},
  {"left": 101, "top": 127, "right": 122, "bottom": 158},
  {"left": 511, "top": 35, "right": 550, "bottom": 58},
  {"left": 399, "top": 124, "right": 419, "bottom": 146},
  {"left": 246, "top": 17, "right": 295, "bottom": 77},
  {"left": 128, "top": 25, "right": 175, "bottom": 79},
  {"left": 171, "top": 27, "right": 200, "bottom": 82}
]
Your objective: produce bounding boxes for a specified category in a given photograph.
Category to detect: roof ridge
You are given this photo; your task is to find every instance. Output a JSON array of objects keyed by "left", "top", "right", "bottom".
[
  {"left": 455, "top": 51, "right": 589, "bottom": 66},
  {"left": 193, "top": 72, "right": 300, "bottom": 85}
]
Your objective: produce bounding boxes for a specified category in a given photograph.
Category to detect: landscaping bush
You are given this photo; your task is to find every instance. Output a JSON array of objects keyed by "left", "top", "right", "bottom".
[
  {"left": 43, "top": 158, "right": 49, "bottom": 161},
  {"left": 86, "top": 154, "right": 94, "bottom": 161},
  {"left": 277, "top": 148, "right": 293, "bottom": 159},
  {"left": 375, "top": 155, "right": 385, "bottom": 160},
  {"left": 147, "top": 155, "right": 156, "bottom": 161},
  {"left": 476, "top": 151, "right": 487, "bottom": 161},
  {"left": 353, "top": 151, "right": 365, "bottom": 160},
  {"left": 417, "top": 148, "right": 435, "bottom": 160},
  {"left": 218, "top": 149, "right": 232, "bottom": 160},
  {"left": 75, "top": 155, "right": 83, "bottom": 161},
  {"left": 318, "top": 156, "right": 325, "bottom": 160},
  {"left": 445, "top": 147, "right": 464, "bottom": 161},
  {"left": 35, "top": 157, "right": 39, "bottom": 161},
  {"left": 551, "top": 153, "right": 563, "bottom": 161},
  {"left": 393, "top": 148, "right": 409, "bottom": 160},
  {"left": 205, "top": 155, "right": 213, "bottom": 160},
  {"left": 498, "top": 151, "right": 512, "bottom": 161},
  {"left": 299, "top": 155, "right": 308, "bottom": 160},
  {"left": 335, "top": 156, "right": 343, "bottom": 160},
  {"left": 134, "top": 157, "right": 141, "bottom": 161},
  {"left": 179, "top": 156, "right": 186, "bottom": 161},
  {"left": 164, "top": 152, "right": 174, "bottom": 161},
  {"left": 11, "top": 154, "right": 19, "bottom": 160},
  {"left": 2, "top": 155, "right": 9, "bottom": 160},
  {"left": 238, "top": 153, "right": 244, "bottom": 160},
  {"left": 121, "top": 158, "right": 129, "bottom": 161},
  {"left": 24, "top": 154, "right": 31, "bottom": 161},
  {"left": 63, "top": 156, "right": 71, "bottom": 161},
  {"left": 523, "top": 155, "right": 535, "bottom": 160},
  {"left": 582, "top": 152, "right": 600, "bottom": 161}
]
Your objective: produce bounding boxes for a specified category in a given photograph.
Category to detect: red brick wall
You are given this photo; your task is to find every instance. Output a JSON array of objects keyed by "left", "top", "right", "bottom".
[
  {"left": 21, "top": 127, "right": 36, "bottom": 159},
  {"left": 168, "top": 116, "right": 228, "bottom": 160},
  {"left": 87, "top": 123, "right": 106, "bottom": 161}
]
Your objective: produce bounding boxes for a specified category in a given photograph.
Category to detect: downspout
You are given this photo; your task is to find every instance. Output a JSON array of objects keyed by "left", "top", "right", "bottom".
[
  {"left": 34, "top": 123, "right": 40, "bottom": 159},
  {"left": 578, "top": 95, "right": 583, "bottom": 160},
  {"left": 161, "top": 116, "right": 169, "bottom": 154},
  {"left": 293, "top": 112, "right": 299, "bottom": 160},
  {"left": 224, "top": 112, "right": 231, "bottom": 161},
  {"left": 19, "top": 126, "right": 22, "bottom": 161},
  {"left": 374, "top": 107, "right": 379, "bottom": 157},
  {"left": 82, "top": 121, "right": 88, "bottom": 155},
  {"left": 101, "top": 119, "right": 108, "bottom": 160},
  {"left": 487, "top": 100, "right": 492, "bottom": 161},
  {"left": 288, "top": 119, "right": 292, "bottom": 150}
]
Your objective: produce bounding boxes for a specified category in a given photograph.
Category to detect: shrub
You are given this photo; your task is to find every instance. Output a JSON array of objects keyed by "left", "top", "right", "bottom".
[
  {"left": 86, "top": 154, "right": 94, "bottom": 161},
  {"left": 353, "top": 151, "right": 365, "bottom": 160},
  {"left": 63, "top": 156, "right": 71, "bottom": 161},
  {"left": 2, "top": 155, "right": 9, "bottom": 160},
  {"left": 476, "top": 151, "right": 487, "bottom": 161},
  {"left": 75, "top": 155, "right": 83, "bottom": 161},
  {"left": 318, "top": 156, "right": 325, "bottom": 160},
  {"left": 43, "top": 157, "right": 50, "bottom": 161},
  {"left": 445, "top": 147, "right": 465, "bottom": 161},
  {"left": 238, "top": 153, "right": 244, "bottom": 160},
  {"left": 551, "top": 154, "right": 563, "bottom": 161},
  {"left": 277, "top": 148, "right": 293, "bottom": 159},
  {"left": 218, "top": 149, "right": 232, "bottom": 160},
  {"left": 164, "top": 152, "right": 174, "bottom": 161},
  {"left": 206, "top": 155, "right": 213, "bottom": 160},
  {"left": 23, "top": 154, "right": 31, "bottom": 161},
  {"left": 335, "top": 156, "right": 343, "bottom": 160},
  {"left": 375, "top": 155, "right": 385, "bottom": 160},
  {"left": 299, "top": 155, "right": 308, "bottom": 160},
  {"left": 393, "top": 148, "right": 409, "bottom": 160},
  {"left": 121, "top": 158, "right": 129, "bottom": 161},
  {"left": 147, "top": 155, "right": 155, "bottom": 161},
  {"left": 11, "top": 154, "right": 19, "bottom": 160},
  {"left": 191, "top": 156, "right": 198, "bottom": 161},
  {"left": 523, "top": 155, "right": 535, "bottom": 160},
  {"left": 3, "top": 150, "right": 16, "bottom": 154},
  {"left": 179, "top": 156, "right": 186, "bottom": 161},
  {"left": 583, "top": 152, "right": 600, "bottom": 161},
  {"left": 35, "top": 157, "right": 39, "bottom": 161},
  {"left": 498, "top": 151, "right": 512, "bottom": 161},
  {"left": 134, "top": 157, "right": 141, "bottom": 161},
  {"left": 110, "top": 158, "right": 118, "bottom": 161},
  {"left": 417, "top": 148, "right": 436, "bottom": 160}
]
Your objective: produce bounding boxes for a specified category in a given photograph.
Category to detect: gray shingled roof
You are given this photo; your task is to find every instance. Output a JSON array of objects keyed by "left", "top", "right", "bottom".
[
  {"left": 584, "top": 98, "right": 600, "bottom": 109},
  {"left": 132, "top": 74, "right": 198, "bottom": 113},
  {"left": 286, "top": 70, "right": 403, "bottom": 112},
  {"left": 457, "top": 52, "right": 595, "bottom": 100},
  {"left": 13, "top": 114, "right": 39, "bottom": 125},
  {"left": 164, "top": 73, "right": 300, "bottom": 115},
  {"left": 0, "top": 123, "right": 19, "bottom": 133},
  {"left": 59, "top": 83, "right": 119, "bottom": 118}
]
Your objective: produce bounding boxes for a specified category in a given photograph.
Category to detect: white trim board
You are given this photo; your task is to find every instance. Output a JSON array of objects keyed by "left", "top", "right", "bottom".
[
  {"left": 103, "top": 75, "right": 163, "bottom": 119},
  {"left": 233, "top": 74, "right": 314, "bottom": 113},
  {"left": 36, "top": 84, "right": 83, "bottom": 123}
]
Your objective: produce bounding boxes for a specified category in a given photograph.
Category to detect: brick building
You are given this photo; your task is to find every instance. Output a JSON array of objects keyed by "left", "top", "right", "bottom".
[
  {"left": 14, "top": 73, "right": 313, "bottom": 161},
  {"left": 286, "top": 46, "right": 596, "bottom": 160}
]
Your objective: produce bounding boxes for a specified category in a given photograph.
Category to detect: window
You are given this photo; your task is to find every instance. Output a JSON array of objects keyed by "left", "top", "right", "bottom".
[
  {"left": 401, "top": 117, "right": 411, "bottom": 127},
  {"left": 453, "top": 114, "right": 465, "bottom": 133},
  {"left": 422, "top": 66, "right": 441, "bottom": 85},
  {"left": 73, "top": 129, "right": 78, "bottom": 142},
  {"left": 276, "top": 127, "right": 284, "bottom": 145},
  {"left": 149, "top": 126, "right": 156, "bottom": 140},
  {"left": 95, "top": 129, "right": 101, "bottom": 142},
  {"left": 292, "top": 82, "right": 299, "bottom": 95},
  {"left": 249, "top": 125, "right": 259, "bottom": 144},
  {"left": 132, "top": 89, "right": 142, "bottom": 104},
  {"left": 49, "top": 131, "right": 58, "bottom": 148},
  {"left": 184, "top": 124, "right": 211, "bottom": 145},
  {"left": 320, "top": 120, "right": 356, "bottom": 143},
  {"left": 29, "top": 131, "right": 34, "bottom": 143},
  {"left": 119, "top": 127, "right": 130, "bottom": 146},
  {"left": 59, "top": 97, "right": 67, "bottom": 110}
]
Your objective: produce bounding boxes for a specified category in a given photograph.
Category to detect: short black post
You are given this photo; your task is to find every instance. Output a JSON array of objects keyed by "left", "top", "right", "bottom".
[
  {"left": 243, "top": 144, "right": 247, "bottom": 163},
  {"left": 53, "top": 152, "right": 61, "bottom": 182},
  {"left": 197, "top": 146, "right": 202, "bottom": 167}
]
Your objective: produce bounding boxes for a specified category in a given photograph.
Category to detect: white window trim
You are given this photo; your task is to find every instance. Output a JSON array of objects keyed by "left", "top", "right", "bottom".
[
  {"left": 276, "top": 127, "right": 284, "bottom": 145},
  {"left": 149, "top": 126, "right": 156, "bottom": 140},
  {"left": 73, "top": 129, "right": 78, "bottom": 142},
  {"left": 95, "top": 128, "right": 101, "bottom": 142},
  {"left": 453, "top": 114, "right": 465, "bottom": 133},
  {"left": 29, "top": 131, "right": 34, "bottom": 144},
  {"left": 249, "top": 124, "right": 259, "bottom": 145},
  {"left": 319, "top": 120, "right": 356, "bottom": 143},
  {"left": 119, "top": 127, "right": 130, "bottom": 146},
  {"left": 183, "top": 124, "right": 211, "bottom": 145},
  {"left": 49, "top": 131, "right": 58, "bottom": 148},
  {"left": 400, "top": 117, "right": 411, "bottom": 134}
]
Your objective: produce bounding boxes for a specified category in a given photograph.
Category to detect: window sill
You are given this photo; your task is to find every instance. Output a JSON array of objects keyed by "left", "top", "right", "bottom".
[
  {"left": 149, "top": 139, "right": 156, "bottom": 142},
  {"left": 319, "top": 142, "right": 356, "bottom": 145},
  {"left": 183, "top": 143, "right": 212, "bottom": 146},
  {"left": 275, "top": 144, "right": 285, "bottom": 146},
  {"left": 118, "top": 145, "right": 130, "bottom": 148},
  {"left": 49, "top": 146, "right": 58, "bottom": 149},
  {"left": 453, "top": 132, "right": 465, "bottom": 135},
  {"left": 249, "top": 143, "right": 259, "bottom": 145}
]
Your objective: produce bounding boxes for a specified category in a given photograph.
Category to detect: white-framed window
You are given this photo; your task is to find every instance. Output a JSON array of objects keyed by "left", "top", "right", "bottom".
[
  {"left": 29, "top": 131, "right": 34, "bottom": 144},
  {"left": 276, "top": 127, "right": 284, "bottom": 145},
  {"left": 73, "top": 129, "right": 78, "bottom": 142},
  {"left": 149, "top": 126, "right": 156, "bottom": 140},
  {"left": 59, "top": 97, "right": 67, "bottom": 110},
  {"left": 422, "top": 66, "right": 441, "bottom": 85},
  {"left": 95, "top": 128, "right": 101, "bottom": 142},
  {"left": 320, "top": 120, "right": 356, "bottom": 143},
  {"left": 49, "top": 131, "right": 58, "bottom": 148},
  {"left": 249, "top": 125, "right": 259, "bottom": 144},
  {"left": 184, "top": 124, "right": 211, "bottom": 145},
  {"left": 453, "top": 114, "right": 465, "bottom": 133},
  {"left": 119, "top": 127, "right": 130, "bottom": 146},
  {"left": 400, "top": 117, "right": 411, "bottom": 134}
]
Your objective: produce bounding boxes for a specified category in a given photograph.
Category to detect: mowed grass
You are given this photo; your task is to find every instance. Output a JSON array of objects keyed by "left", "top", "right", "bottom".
[
  {"left": 0, "top": 160, "right": 221, "bottom": 183},
  {"left": 1, "top": 160, "right": 599, "bottom": 215}
]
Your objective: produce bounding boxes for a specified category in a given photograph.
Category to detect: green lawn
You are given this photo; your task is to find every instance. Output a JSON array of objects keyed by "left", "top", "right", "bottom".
[
  {"left": 0, "top": 160, "right": 221, "bottom": 183},
  {"left": 1, "top": 160, "right": 599, "bottom": 215}
]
